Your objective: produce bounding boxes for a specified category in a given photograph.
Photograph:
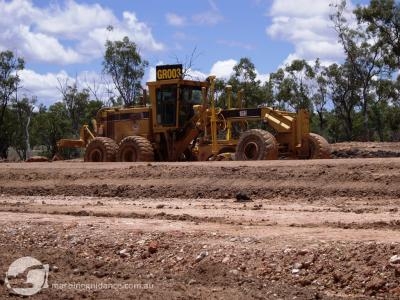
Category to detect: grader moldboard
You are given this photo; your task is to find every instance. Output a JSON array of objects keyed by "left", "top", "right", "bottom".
[{"left": 56, "top": 64, "right": 331, "bottom": 162}]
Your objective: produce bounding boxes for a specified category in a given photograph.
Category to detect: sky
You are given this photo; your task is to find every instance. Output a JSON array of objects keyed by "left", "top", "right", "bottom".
[{"left": 0, "top": 0, "right": 369, "bottom": 107}]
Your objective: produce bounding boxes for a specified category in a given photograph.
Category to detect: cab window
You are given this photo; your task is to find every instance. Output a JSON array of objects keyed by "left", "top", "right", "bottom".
[
  {"left": 156, "top": 85, "right": 177, "bottom": 126},
  {"left": 179, "top": 86, "right": 202, "bottom": 125}
]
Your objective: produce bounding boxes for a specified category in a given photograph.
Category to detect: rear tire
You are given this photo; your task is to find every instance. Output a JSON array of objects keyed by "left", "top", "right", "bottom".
[
  {"left": 117, "top": 136, "right": 154, "bottom": 162},
  {"left": 308, "top": 133, "right": 331, "bottom": 159},
  {"left": 235, "top": 129, "right": 278, "bottom": 160},
  {"left": 84, "top": 137, "right": 118, "bottom": 162}
]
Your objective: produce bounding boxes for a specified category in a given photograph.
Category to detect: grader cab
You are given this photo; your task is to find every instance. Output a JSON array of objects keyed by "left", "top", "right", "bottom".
[{"left": 56, "top": 64, "right": 331, "bottom": 162}]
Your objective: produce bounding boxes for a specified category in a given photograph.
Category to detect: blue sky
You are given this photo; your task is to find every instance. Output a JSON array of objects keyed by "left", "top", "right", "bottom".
[{"left": 0, "top": 0, "right": 368, "bottom": 107}]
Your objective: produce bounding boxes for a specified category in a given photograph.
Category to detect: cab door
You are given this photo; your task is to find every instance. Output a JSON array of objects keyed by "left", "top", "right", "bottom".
[{"left": 155, "top": 84, "right": 177, "bottom": 127}]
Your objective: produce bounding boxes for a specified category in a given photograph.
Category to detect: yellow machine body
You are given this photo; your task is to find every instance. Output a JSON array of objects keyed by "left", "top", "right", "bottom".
[{"left": 56, "top": 64, "right": 331, "bottom": 162}]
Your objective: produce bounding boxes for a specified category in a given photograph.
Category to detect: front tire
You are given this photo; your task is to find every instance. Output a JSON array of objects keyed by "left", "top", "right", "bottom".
[
  {"left": 235, "top": 129, "right": 278, "bottom": 160},
  {"left": 117, "top": 136, "right": 154, "bottom": 162}
]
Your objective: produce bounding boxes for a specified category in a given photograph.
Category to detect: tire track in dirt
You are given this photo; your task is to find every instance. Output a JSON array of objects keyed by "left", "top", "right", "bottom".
[
  {"left": 1, "top": 194, "right": 399, "bottom": 232},
  {"left": 1, "top": 159, "right": 400, "bottom": 299},
  {"left": 1, "top": 181, "right": 399, "bottom": 200},
  {"left": 1, "top": 159, "right": 400, "bottom": 201}
]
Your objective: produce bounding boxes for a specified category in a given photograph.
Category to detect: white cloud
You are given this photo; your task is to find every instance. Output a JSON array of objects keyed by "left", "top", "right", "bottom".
[
  {"left": 19, "top": 69, "right": 121, "bottom": 108},
  {"left": 36, "top": 0, "right": 117, "bottom": 39},
  {"left": 168, "top": 0, "right": 223, "bottom": 28},
  {"left": 20, "top": 26, "right": 82, "bottom": 64},
  {"left": 166, "top": 13, "right": 186, "bottom": 27},
  {"left": 281, "top": 53, "right": 301, "bottom": 67},
  {"left": 122, "top": 12, "right": 164, "bottom": 52},
  {"left": 0, "top": 0, "right": 164, "bottom": 65},
  {"left": 147, "top": 65, "right": 158, "bottom": 82},
  {"left": 185, "top": 69, "right": 207, "bottom": 81},
  {"left": 192, "top": 0, "right": 223, "bottom": 26},
  {"left": 255, "top": 71, "right": 269, "bottom": 84},
  {"left": 192, "top": 11, "right": 223, "bottom": 26},
  {"left": 210, "top": 59, "right": 268, "bottom": 83},
  {"left": 208, "top": 0, "right": 218, "bottom": 11},
  {"left": 267, "top": 0, "right": 357, "bottom": 66},
  {"left": 0, "top": 0, "right": 39, "bottom": 23},
  {"left": 210, "top": 59, "right": 237, "bottom": 79},
  {"left": 19, "top": 69, "right": 67, "bottom": 106},
  {"left": 269, "top": 0, "right": 332, "bottom": 18}
]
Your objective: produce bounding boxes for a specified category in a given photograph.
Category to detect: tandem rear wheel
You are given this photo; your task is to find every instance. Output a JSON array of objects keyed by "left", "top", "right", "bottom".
[
  {"left": 84, "top": 137, "right": 119, "bottom": 162},
  {"left": 235, "top": 129, "right": 278, "bottom": 160},
  {"left": 117, "top": 136, "right": 154, "bottom": 162}
]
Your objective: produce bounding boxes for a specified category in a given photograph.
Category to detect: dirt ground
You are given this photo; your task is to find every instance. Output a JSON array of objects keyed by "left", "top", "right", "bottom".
[{"left": 1, "top": 142, "right": 400, "bottom": 299}]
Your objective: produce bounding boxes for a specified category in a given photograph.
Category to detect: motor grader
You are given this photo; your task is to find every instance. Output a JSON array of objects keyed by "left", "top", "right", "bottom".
[{"left": 56, "top": 64, "right": 331, "bottom": 162}]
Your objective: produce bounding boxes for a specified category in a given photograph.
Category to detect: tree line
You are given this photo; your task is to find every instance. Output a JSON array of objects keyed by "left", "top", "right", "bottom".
[
  {"left": 215, "top": 0, "right": 400, "bottom": 143},
  {"left": 0, "top": 35, "right": 147, "bottom": 159},
  {"left": 0, "top": 0, "right": 399, "bottom": 160}
]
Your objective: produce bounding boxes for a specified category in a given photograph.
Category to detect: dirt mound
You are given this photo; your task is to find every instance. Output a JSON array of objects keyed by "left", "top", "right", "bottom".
[
  {"left": 26, "top": 156, "right": 50, "bottom": 162},
  {"left": 331, "top": 142, "right": 400, "bottom": 158}
]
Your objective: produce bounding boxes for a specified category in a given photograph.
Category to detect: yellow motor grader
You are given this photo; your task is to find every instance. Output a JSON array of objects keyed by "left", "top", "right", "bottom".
[{"left": 56, "top": 64, "right": 331, "bottom": 162}]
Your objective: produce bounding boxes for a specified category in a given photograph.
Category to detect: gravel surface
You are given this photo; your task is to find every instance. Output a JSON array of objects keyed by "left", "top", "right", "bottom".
[{"left": 0, "top": 142, "right": 400, "bottom": 299}]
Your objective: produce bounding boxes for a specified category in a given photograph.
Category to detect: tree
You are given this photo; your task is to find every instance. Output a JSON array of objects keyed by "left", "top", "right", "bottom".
[
  {"left": 284, "top": 59, "right": 315, "bottom": 110},
  {"left": 370, "top": 78, "right": 399, "bottom": 140},
  {"left": 174, "top": 46, "right": 202, "bottom": 79},
  {"left": 310, "top": 59, "right": 329, "bottom": 132},
  {"left": 262, "top": 77, "right": 275, "bottom": 107},
  {"left": 84, "top": 99, "right": 103, "bottom": 131},
  {"left": 103, "top": 36, "right": 148, "bottom": 107},
  {"left": 331, "top": 0, "right": 391, "bottom": 140},
  {"left": 268, "top": 60, "right": 314, "bottom": 111},
  {"left": 213, "top": 78, "right": 228, "bottom": 108},
  {"left": 0, "top": 50, "right": 24, "bottom": 158},
  {"left": 9, "top": 96, "right": 36, "bottom": 160},
  {"left": 31, "top": 102, "right": 72, "bottom": 158},
  {"left": 355, "top": 0, "right": 400, "bottom": 67},
  {"left": 228, "top": 58, "right": 264, "bottom": 107},
  {"left": 325, "top": 62, "right": 360, "bottom": 140},
  {"left": 269, "top": 68, "right": 287, "bottom": 109},
  {"left": 58, "top": 79, "right": 90, "bottom": 137}
]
